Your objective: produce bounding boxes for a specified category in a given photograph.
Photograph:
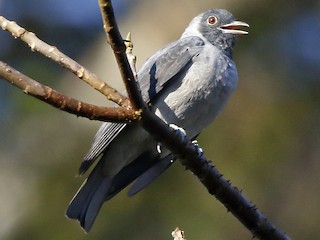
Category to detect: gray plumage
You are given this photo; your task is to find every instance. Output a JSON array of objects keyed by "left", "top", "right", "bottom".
[{"left": 66, "top": 9, "right": 248, "bottom": 232}]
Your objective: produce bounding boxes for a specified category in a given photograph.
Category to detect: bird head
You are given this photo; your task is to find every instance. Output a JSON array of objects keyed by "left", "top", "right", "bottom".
[{"left": 182, "top": 9, "right": 249, "bottom": 58}]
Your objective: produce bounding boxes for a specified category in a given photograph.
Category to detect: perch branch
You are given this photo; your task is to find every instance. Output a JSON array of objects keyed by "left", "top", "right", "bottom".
[
  {"left": 0, "top": 61, "right": 138, "bottom": 122},
  {"left": 99, "top": 1, "right": 291, "bottom": 239},
  {"left": 0, "top": 15, "right": 130, "bottom": 108},
  {"left": 98, "top": 0, "right": 146, "bottom": 111}
]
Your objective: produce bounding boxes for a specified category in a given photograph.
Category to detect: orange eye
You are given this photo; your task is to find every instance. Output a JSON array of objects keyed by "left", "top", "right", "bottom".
[{"left": 207, "top": 16, "right": 217, "bottom": 25}]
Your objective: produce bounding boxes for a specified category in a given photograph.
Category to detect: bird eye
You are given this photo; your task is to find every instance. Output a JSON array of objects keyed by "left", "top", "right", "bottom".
[{"left": 207, "top": 16, "right": 218, "bottom": 25}]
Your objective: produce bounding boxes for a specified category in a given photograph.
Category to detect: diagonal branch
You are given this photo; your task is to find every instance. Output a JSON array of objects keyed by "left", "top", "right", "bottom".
[
  {"left": 99, "top": 1, "right": 291, "bottom": 239},
  {"left": 98, "top": 0, "right": 146, "bottom": 111},
  {"left": 0, "top": 61, "right": 138, "bottom": 122},
  {"left": 140, "top": 107, "right": 290, "bottom": 240},
  {"left": 0, "top": 15, "right": 130, "bottom": 108}
]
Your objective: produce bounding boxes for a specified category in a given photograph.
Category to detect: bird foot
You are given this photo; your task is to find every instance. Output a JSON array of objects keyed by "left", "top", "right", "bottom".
[
  {"left": 156, "top": 125, "right": 203, "bottom": 157},
  {"left": 191, "top": 140, "right": 204, "bottom": 157},
  {"left": 169, "top": 124, "right": 187, "bottom": 139},
  {"left": 156, "top": 124, "right": 187, "bottom": 154}
]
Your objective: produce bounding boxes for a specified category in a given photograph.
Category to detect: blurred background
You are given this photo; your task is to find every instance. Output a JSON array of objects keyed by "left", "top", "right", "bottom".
[{"left": 0, "top": 0, "right": 319, "bottom": 239}]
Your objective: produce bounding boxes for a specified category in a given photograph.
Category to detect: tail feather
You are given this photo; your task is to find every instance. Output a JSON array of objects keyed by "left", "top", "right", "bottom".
[
  {"left": 66, "top": 161, "right": 112, "bottom": 232},
  {"left": 67, "top": 152, "right": 174, "bottom": 232},
  {"left": 66, "top": 175, "right": 101, "bottom": 220},
  {"left": 128, "top": 155, "right": 174, "bottom": 196},
  {"left": 104, "top": 151, "right": 156, "bottom": 201},
  {"left": 66, "top": 178, "right": 91, "bottom": 220},
  {"left": 80, "top": 178, "right": 111, "bottom": 232}
]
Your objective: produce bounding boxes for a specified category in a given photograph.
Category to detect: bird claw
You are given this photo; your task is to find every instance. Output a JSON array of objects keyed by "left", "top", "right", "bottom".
[
  {"left": 156, "top": 124, "right": 186, "bottom": 154},
  {"left": 169, "top": 125, "right": 203, "bottom": 157},
  {"left": 156, "top": 143, "right": 162, "bottom": 154},
  {"left": 156, "top": 125, "right": 203, "bottom": 158},
  {"left": 192, "top": 140, "right": 204, "bottom": 157},
  {"left": 169, "top": 124, "right": 187, "bottom": 139}
]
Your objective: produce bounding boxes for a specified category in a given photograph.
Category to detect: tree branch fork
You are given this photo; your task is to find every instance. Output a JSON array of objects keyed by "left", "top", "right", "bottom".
[{"left": 0, "top": 1, "right": 290, "bottom": 239}]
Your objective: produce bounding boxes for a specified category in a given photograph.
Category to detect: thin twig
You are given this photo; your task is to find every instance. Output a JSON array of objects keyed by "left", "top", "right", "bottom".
[
  {"left": 99, "top": 1, "right": 291, "bottom": 239},
  {"left": 0, "top": 61, "right": 138, "bottom": 122},
  {"left": 98, "top": 0, "right": 146, "bottom": 111},
  {"left": 0, "top": 15, "right": 130, "bottom": 108},
  {"left": 125, "top": 32, "right": 137, "bottom": 77},
  {"left": 172, "top": 227, "right": 186, "bottom": 240}
]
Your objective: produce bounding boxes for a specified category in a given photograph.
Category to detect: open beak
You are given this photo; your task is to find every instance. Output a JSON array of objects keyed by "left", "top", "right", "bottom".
[{"left": 219, "top": 20, "right": 249, "bottom": 35}]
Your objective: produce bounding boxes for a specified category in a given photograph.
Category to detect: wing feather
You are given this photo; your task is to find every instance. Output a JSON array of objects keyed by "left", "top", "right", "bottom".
[
  {"left": 79, "top": 36, "right": 205, "bottom": 174},
  {"left": 139, "top": 36, "right": 205, "bottom": 102}
]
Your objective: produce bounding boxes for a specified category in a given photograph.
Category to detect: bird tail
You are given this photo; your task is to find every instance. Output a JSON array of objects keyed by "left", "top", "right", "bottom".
[
  {"left": 66, "top": 152, "right": 174, "bottom": 232},
  {"left": 104, "top": 152, "right": 174, "bottom": 200},
  {"left": 128, "top": 154, "right": 174, "bottom": 196},
  {"left": 66, "top": 161, "right": 111, "bottom": 233}
]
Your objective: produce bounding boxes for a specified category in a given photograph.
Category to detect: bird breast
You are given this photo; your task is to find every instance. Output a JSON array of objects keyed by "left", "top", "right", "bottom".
[{"left": 154, "top": 46, "right": 238, "bottom": 139}]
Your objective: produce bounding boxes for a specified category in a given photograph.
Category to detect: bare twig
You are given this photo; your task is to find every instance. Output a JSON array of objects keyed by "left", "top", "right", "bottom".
[
  {"left": 0, "top": 15, "right": 130, "bottom": 108},
  {"left": 0, "top": 61, "right": 138, "bottom": 122},
  {"left": 98, "top": 0, "right": 146, "bottom": 111},
  {"left": 125, "top": 32, "right": 137, "bottom": 77},
  {"left": 172, "top": 227, "right": 186, "bottom": 240},
  {"left": 99, "top": 1, "right": 291, "bottom": 239}
]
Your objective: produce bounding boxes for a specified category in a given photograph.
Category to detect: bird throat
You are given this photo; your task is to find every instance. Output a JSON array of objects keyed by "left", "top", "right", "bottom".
[{"left": 214, "top": 36, "right": 235, "bottom": 59}]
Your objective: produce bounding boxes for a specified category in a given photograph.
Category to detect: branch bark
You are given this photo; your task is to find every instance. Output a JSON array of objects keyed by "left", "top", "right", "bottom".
[
  {"left": 98, "top": 0, "right": 146, "bottom": 111},
  {"left": 0, "top": 15, "right": 130, "bottom": 108},
  {"left": 0, "top": 61, "right": 137, "bottom": 122}
]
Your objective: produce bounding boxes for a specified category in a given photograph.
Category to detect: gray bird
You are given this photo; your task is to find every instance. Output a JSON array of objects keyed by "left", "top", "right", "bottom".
[{"left": 66, "top": 9, "right": 248, "bottom": 232}]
